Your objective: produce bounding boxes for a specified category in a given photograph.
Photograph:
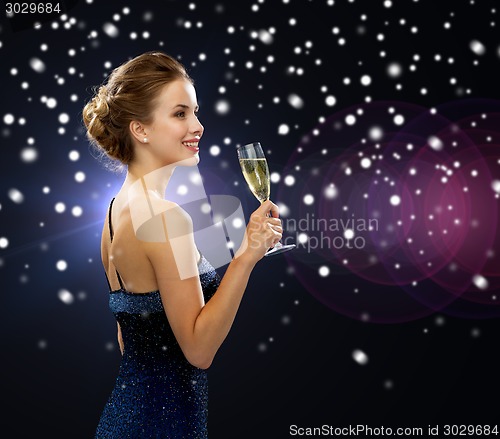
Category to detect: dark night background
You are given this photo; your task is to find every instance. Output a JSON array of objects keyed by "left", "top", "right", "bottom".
[{"left": 1, "top": 0, "right": 500, "bottom": 438}]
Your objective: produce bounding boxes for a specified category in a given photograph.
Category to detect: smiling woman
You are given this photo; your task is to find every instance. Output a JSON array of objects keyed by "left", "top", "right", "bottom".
[
  {"left": 83, "top": 51, "right": 197, "bottom": 166},
  {"left": 82, "top": 51, "right": 283, "bottom": 439}
]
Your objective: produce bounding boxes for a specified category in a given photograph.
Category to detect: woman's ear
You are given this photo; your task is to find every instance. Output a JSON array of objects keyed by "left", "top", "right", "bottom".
[{"left": 129, "top": 120, "right": 149, "bottom": 144}]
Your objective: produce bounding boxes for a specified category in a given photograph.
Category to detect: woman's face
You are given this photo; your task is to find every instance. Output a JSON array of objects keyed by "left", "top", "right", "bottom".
[{"left": 143, "top": 79, "right": 204, "bottom": 167}]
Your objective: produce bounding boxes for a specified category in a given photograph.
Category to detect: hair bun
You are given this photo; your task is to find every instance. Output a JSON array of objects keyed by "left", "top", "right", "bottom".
[
  {"left": 94, "top": 86, "right": 111, "bottom": 118},
  {"left": 85, "top": 85, "right": 110, "bottom": 124},
  {"left": 83, "top": 86, "right": 119, "bottom": 157}
]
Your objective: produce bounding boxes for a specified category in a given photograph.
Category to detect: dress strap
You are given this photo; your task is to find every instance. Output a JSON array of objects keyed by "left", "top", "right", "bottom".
[{"left": 108, "top": 197, "right": 125, "bottom": 291}]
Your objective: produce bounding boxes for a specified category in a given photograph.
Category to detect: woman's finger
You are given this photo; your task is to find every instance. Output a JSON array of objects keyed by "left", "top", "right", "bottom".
[{"left": 256, "top": 199, "right": 280, "bottom": 218}]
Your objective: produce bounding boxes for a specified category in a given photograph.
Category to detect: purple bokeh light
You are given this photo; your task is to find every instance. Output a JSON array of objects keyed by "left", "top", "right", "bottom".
[{"left": 279, "top": 100, "right": 500, "bottom": 322}]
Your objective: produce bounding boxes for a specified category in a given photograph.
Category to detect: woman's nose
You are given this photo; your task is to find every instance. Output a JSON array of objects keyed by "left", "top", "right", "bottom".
[{"left": 192, "top": 118, "right": 204, "bottom": 137}]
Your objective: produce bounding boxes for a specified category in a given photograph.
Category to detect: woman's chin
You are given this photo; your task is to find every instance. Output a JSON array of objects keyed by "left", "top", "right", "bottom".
[
  {"left": 180, "top": 154, "right": 200, "bottom": 167},
  {"left": 162, "top": 154, "right": 200, "bottom": 168}
]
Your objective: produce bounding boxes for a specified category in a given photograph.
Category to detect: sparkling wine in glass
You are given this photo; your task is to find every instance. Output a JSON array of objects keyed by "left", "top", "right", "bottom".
[{"left": 237, "top": 142, "right": 295, "bottom": 256}]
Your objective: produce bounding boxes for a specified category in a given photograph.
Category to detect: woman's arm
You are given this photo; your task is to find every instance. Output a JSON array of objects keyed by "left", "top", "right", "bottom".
[
  {"left": 117, "top": 322, "right": 124, "bottom": 355},
  {"left": 142, "top": 200, "right": 282, "bottom": 369}
]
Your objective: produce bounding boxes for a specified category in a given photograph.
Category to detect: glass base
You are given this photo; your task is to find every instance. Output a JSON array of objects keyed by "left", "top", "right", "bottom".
[{"left": 264, "top": 242, "right": 296, "bottom": 257}]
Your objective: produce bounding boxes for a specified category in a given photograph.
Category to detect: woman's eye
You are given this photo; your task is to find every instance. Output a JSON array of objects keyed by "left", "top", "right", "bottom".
[{"left": 174, "top": 110, "right": 199, "bottom": 118}]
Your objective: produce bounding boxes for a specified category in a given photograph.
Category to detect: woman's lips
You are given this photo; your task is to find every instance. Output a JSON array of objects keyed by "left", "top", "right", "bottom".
[{"left": 182, "top": 141, "right": 199, "bottom": 152}]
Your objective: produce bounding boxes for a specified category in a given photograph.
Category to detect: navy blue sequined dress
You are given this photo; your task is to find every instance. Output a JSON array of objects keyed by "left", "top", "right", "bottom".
[{"left": 95, "top": 199, "right": 220, "bottom": 439}]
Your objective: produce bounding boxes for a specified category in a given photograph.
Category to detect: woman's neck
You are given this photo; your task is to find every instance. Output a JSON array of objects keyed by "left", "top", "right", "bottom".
[{"left": 124, "top": 161, "right": 176, "bottom": 200}]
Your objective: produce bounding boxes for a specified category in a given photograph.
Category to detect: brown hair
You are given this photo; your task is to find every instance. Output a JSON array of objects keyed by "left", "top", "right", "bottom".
[{"left": 83, "top": 51, "right": 192, "bottom": 165}]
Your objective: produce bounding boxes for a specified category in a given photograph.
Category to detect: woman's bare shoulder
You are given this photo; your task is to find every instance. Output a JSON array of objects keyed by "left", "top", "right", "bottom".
[
  {"left": 127, "top": 192, "right": 180, "bottom": 212},
  {"left": 126, "top": 194, "right": 193, "bottom": 242}
]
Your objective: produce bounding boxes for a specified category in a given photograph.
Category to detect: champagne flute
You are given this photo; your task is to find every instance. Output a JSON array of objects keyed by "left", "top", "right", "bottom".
[{"left": 237, "top": 142, "right": 296, "bottom": 256}]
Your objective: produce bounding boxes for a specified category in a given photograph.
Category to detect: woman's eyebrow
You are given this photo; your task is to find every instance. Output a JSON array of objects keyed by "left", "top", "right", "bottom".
[{"left": 171, "top": 104, "right": 200, "bottom": 110}]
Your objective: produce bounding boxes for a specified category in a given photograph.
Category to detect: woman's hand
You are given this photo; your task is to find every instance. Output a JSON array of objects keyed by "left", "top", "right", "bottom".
[{"left": 234, "top": 200, "right": 283, "bottom": 266}]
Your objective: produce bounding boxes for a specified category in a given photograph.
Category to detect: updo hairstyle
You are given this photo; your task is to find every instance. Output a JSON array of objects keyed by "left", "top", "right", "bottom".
[{"left": 82, "top": 51, "right": 192, "bottom": 165}]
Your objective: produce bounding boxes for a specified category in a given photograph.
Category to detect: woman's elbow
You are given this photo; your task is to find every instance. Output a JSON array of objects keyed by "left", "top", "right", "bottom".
[{"left": 186, "top": 351, "right": 213, "bottom": 370}]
